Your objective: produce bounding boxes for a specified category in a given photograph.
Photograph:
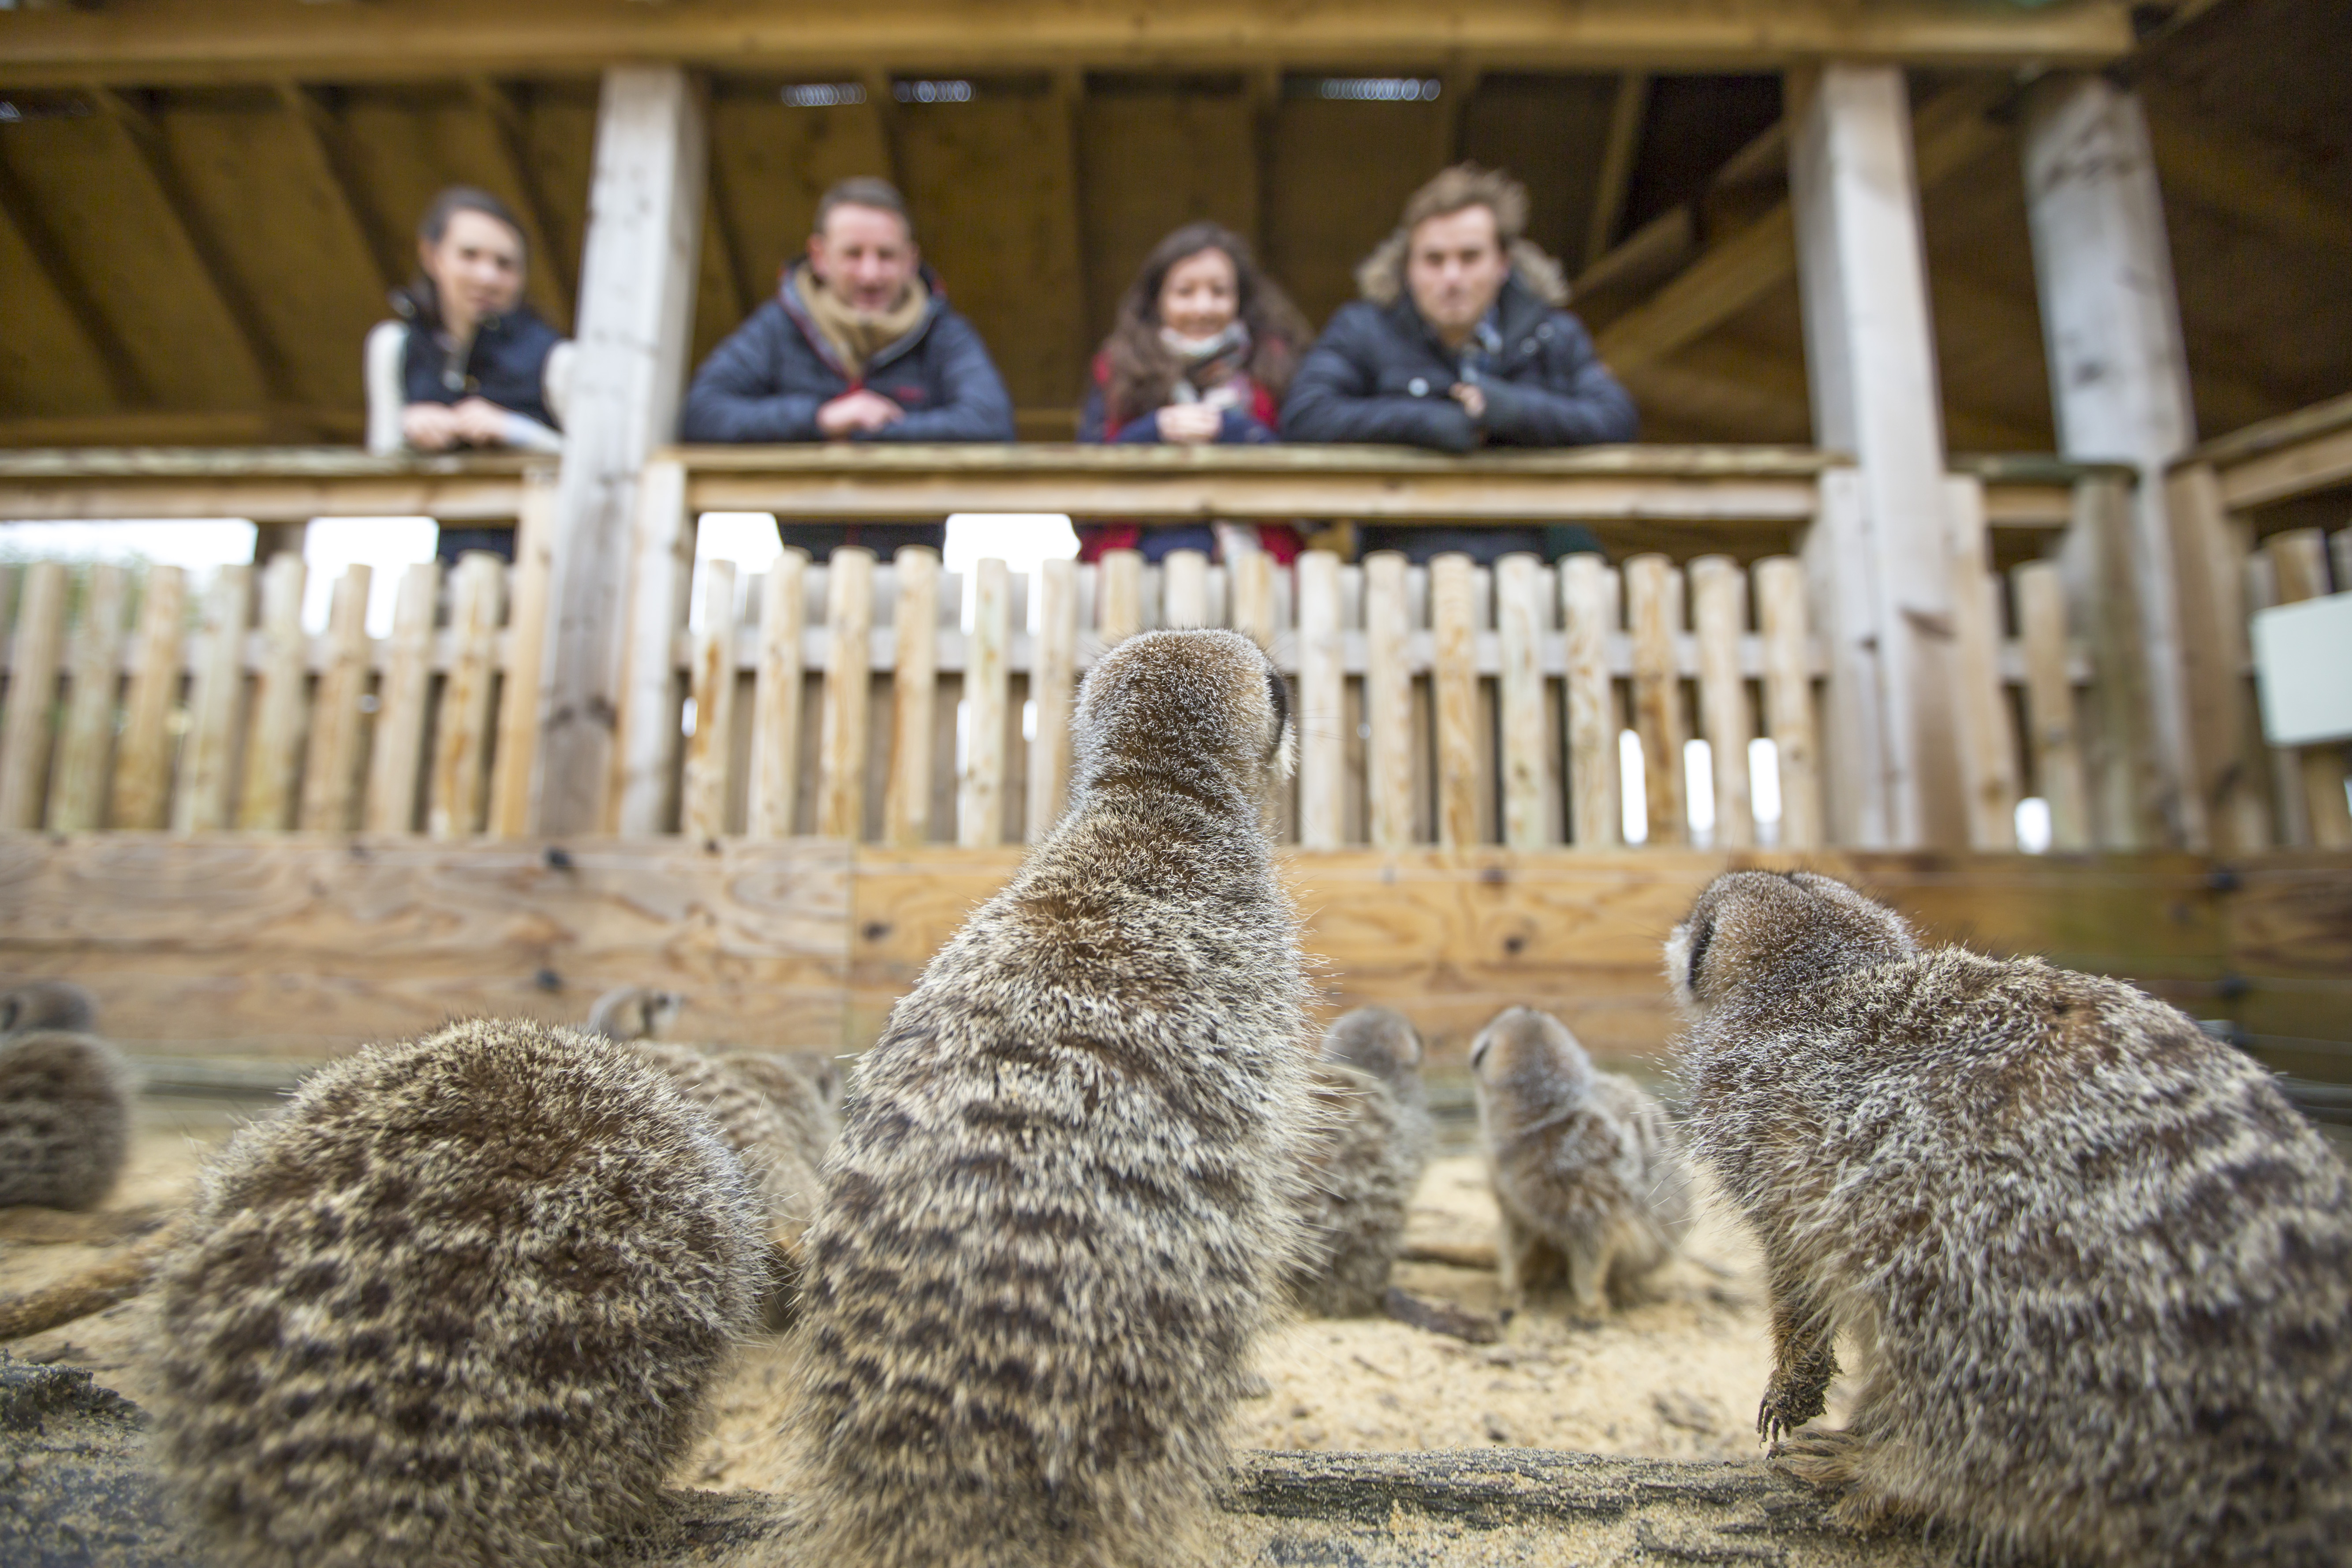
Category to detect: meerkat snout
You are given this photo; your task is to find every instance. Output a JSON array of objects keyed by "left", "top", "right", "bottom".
[
  {"left": 586, "top": 983, "right": 687, "bottom": 1042},
  {"left": 1667, "top": 870, "right": 1914, "bottom": 1013}
]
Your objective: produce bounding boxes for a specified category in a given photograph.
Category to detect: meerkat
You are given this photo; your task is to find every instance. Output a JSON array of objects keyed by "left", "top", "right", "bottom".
[
  {"left": 785, "top": 627, "right": 1308, "bottom": 1568},
  {"left": 1667, "top": 870, "right": 2352, "bottom": 1566},
  {"left": 142, "top": 1018, "right": 767, "bottom": 1568},
  {"left": 1470, "top": 1005, "right": 1690, "bottom": 1318},
  {"left": 1285, "top": 1007, "right": 1434, "bottom": 1316},
  {"left": 0, "top": 979, "right": 97, "bottom": 1038},
  {"left": 0, "top": 1006, "right": 134, "bottom": 1212},
  {"left": 586, "top": 982, "right": 687, "bottom": 1042}
]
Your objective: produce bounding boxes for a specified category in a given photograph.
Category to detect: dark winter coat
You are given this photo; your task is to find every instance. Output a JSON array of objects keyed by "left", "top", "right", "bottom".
[
  {"left": 679, "top": 268, "right": 1016, "bottom": 443},
  {"left": 401, "top": 305, "right": 563, "bottom": 427},
  {"left": 1281, "top": 273, "right": 1637, "bottom": 453}
]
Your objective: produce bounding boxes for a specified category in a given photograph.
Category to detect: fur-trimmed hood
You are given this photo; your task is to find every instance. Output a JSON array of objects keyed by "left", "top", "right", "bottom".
[{"left": 1354, "top": 233, "right": 1570, "bottom": 309}]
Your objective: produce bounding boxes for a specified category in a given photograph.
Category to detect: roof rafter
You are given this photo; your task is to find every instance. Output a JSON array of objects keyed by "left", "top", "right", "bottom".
[
  {"left": 463, "top": 75, "right": 578, "bottom": 329},
  {"left": 274, "top": 80, "right": 406, "bottom": 299},
  {"left": 0, "top": 151, "right": 152, "bottom": 408}
]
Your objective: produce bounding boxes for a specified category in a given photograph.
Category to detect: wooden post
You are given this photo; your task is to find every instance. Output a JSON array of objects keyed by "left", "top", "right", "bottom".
[
  {"left": 1625, "top": 553, "right": 1687, "bottom": 847},
  {"left": 817, "top": 547, "right": 875, "bottom": 841},
  {"left": 1753, "top": 557, "right": 1823, "bottom": 849},
  {"left": 680, "top": 558, "right": 740, "bottom": 842},
  {"left": 430, "top": 552, "right": 507, "bottom": 839},
  {"left": 2021, "top": 72, "right": 2203, "bottom": 850},
  {"left": 1495, "top": 553, "right": 1550, "bottom": 849},
  {"left": 1689, "top": 555, "right": 1755, "bottom": 849},
  {"left": 1430, "top": 553, "right": 1479, "bottom": 851},
  {"left": 536, "top": 66, "right": 707, "bottom": 835},
  {"left": 237, "top": 552, "right": 310, "bottom": 832},
  {"left": 2061, "top": 474, "right": 2165, "bottom": 848},
  {"left": 1163, "top": 549, "right": 1210, "bottom": 630},
  {"left": 1788, "top": 63, "right": 1966, "bottom": 850},
  {"left": 1297, "top": 550, "right": 1346, "bottom": 849},
  {"left": 2265, "top": 530, "right": 2352, "bottom": 847},
  {"left": 1098, "top": 549, "right": 1143, "bottom": 643},
  {"left": 1028, "top": 557, "right": 1079, "bottom": 842},
  {"left": 1561, "top": 553, "right": 1618, "bottom": 849},
  {"left": 300, "top": 564, "right": 372, "bottom": 833},
  {"left": 364, "top": 562, "right": 439, "bottom": 836},
  {"left": 748, "top": 550, "right": 810, "bottom": 840},
  {"left": 883, "top": 546, "right": 939, "bottom": 848},
  {"left": 1941, "top": 476, "right": 2020, "bottom": 850},
  {"left": 48, "top": 562, "right": 127, "bottom": 833},
  {"left": 1230, "top": 551, "right": 1277, "bottom": 650},
  {"left": 609, "top": 457, "right": 694, "bottom": 835},
  {"left": 960, "top": 558, "right": 1012, "bottom": 848},
  {"left": 2162, "top": 460, "right": 2272, "bottom": 852},
  {"left": 174, "top": 564, "right": 253, "bottom": 835},
  {"left": 1362, "top": 552, "right": 1414, "bottom": 852},
  {"left": 487, "top": 466, "right": 557, "bottom": 838},
  {"left": 112, "top": 566, "right": 188, "bottom": 832},
  {"left": 2014, "top": 559, "right": 2091, "bottom": 851},
  {"left": 0, "top": 561, "right": 69, "bottom": 831}
]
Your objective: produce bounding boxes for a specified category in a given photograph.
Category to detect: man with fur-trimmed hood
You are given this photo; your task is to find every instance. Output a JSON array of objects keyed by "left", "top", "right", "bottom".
[{"left": 1284, "top": 164, "right": 1637, "bottom": 563}]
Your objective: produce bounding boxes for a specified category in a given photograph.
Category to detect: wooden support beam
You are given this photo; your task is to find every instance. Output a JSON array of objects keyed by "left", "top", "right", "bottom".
[
  {"left": 2162, "top": 461, "right": 2270, "bottom": 854},
  {"left": 85, "top": 85, "right": 295, "bottom": 404},
  {"left": 1431, "top": 66, "right": 1478, "bottom": 172},
  {"left": 274, "top": 80, "right": 404, "bottom": 295},
  {"left": 610, "top": 458, "right": 694, "bottom": 835},
  {"left": 0, "top": 152, "right": 150, "bottom": 407},
  {"left": 2143, "top": 97, "right": 2352, "bottom": 258},
  {"left": 861, "top": 70, "right": 909, "bottom": 208},
  {"left": 463, "top": 76, "right": 578, "bottom": 330},
  {"left": 702, "top": 135, "right": 753, "bottom": 330},
  {"left": 2021, "top": 71, "right": 2202, "bottom": 849},
  {"left": 1583, "top": 71, "right": 1648, "bottom": 270}
]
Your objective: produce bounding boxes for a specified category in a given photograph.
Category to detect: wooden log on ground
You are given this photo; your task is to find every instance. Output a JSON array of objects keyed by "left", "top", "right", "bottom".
[
  {"left": 1363, "top": 552, "right": 1415, "bottom": 852},
  {"left": 47, "top": 562, "right": 127, "bottom": 834},
  {"left": 959, "top": 558, "right": 1011, "bottom": 848},
  {"left": 0, "top": 561, "right": 69, "bottom": 832},
  {"left": 2014, "top": 560, "right": 2091, "bottom": 851},
  {"left": 299, "top": 565, "right": 372, "bottom": 833},
  {"left": 681, "top": 558, "right": 740, "bottom": 843},
  {"left": 1027, "top": 557, "right": 1079, "bottom": 842},
  {"left": 110, "top": 566, "right": 187, "bottom": 833},
  {"left": 1688, "top": 555, "right": 1753, "bottom": 849},
  {"left": 749, "top": 550, "right": 809, "bottom": 840},
  {"left": 487, "top": 466, "right": 557, "bottom": 838},
  {"left": 1561, "top": 554, "right": 1618, "bottom": 849},
  {"left": 2264, "top": 529, "right": 2352, "bottom": 848},
  {"left": 236, "top": 553, "right": 309, "bottom": 832},
  {"left": 1626, "top": 554, "right": 1686, "bottom": 846},
  {"left": 1430, "top": 554, "right": 1479, "bottom": 851},
  {"left": 1495, "top": 553, "right": 1551, "bottom": 850},
  {"left": 1297, "top": 550, "right": 1345, "bottom": 850},
  {"left": 362, "top": 562, "right": 437, "bottom": 836},
  {"left": 817, "top": 548, "right": 876, "bottom": 841},
  {"left": 172, "top": 564, "right": 252, "bottom": 835},
  {"left": 1752, "top": 556, "right": 1821, "bottom": 849},
  {"left": 882, "top": 547, "right": 938, "bottom": 849}
]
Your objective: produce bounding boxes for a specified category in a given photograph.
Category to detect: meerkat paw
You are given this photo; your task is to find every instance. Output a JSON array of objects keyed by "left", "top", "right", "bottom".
[
  {"left": 1756, "top": 1378, "right": 1830, "bottom": 1444},
  {"left": 1769, "top": 1425, "right": 1860, "bottom": 1490}
]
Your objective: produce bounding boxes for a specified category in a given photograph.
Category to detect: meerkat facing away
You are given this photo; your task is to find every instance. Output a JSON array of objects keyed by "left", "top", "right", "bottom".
[
  {"left": 787, "top": 628, "right": 1308, "bottom": 1568},
  {"left": 0, "top": 1024, "right": 135, "bottom": 1212},
  {"left": 1471, "top": 1006, "right": 1690, "bottom": 1318},
  {"left": 0, "top": 980, "right": 97, "bottom": 1038},
  {"left": 1668, "top": 870, "right": 2352, "bottom": 1567},
  {"left": 1286, "top": 1007, "right": 1434, "bottom": 1316},
  {"left": 143, "top": 1019, "right": 767, "bottom": 1568},
  {"left": 586, "top": 982, "right": 687, "bottom": 1042}
]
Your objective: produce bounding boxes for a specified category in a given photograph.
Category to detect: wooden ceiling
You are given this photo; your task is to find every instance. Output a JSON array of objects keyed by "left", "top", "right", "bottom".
[{"left": 0, "top": 0, "right": 2342, "bottom": 454}]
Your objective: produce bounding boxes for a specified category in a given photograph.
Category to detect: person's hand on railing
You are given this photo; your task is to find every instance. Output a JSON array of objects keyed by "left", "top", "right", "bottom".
[
  {"left": 817, "top": 389, "right": 908, "bottom": 439},
  {"left": 1448, "top": 382, "right": 1487, "bottom": 421},
  {"left": 1153, "top": 404, "right": 1224, "bottom": 444},
  {"left": 401, "top": 403, "right": 465, "bottom": 452}
]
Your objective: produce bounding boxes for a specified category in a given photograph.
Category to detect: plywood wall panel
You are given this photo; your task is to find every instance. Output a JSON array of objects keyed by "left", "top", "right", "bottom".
[
  {"left": 1266, "top": 95, "right": 1449, "bottom": 332},
  {"left": 1075, "top": 83, "right": 1258, "bottom": 350}
]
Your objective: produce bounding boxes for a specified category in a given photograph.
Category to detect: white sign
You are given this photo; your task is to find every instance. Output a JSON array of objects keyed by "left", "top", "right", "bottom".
[{"left": 2251, "top": 593, "right": 2352, "bottom": 747}]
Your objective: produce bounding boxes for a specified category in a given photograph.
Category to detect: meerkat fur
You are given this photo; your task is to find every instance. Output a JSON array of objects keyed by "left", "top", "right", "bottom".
[
  {"left": 0, "top": 980, "right": 97, "bottom": 1038},
  {"left": 586, "top": 982, "right": 687, "bottom": 1042},
  {"left": 0, "top": 1024, "right": 135, "bottom": 1212},
  {"left": 1667, "top": 870, "right": 2352, "bottom": 1566},
  {"left": 143, "top": 1019, "right": 767, "bottom": 1568},
  {"left": 1471, "top": 1005, "right": 1691, "bottom": 1318},
  {"left": 1286, "top": 1007, "right": 1434, "bottom": 1316},
  {"left": 786, "top": 628, "right": 1310, "bottom": 1568}
]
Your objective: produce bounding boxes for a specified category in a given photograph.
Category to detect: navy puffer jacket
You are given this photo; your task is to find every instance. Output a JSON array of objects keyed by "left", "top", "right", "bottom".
[
  {"left": 1281, "top": 273, "right": 1637, "bottom": 453},
  {"left": 679, "top": 267, "right": 1016, "bottom": 443}
]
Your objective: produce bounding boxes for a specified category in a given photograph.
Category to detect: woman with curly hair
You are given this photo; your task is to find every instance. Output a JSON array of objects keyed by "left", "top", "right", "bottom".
[{"left": 1076, "top": 223, "right": 1314, "bottom": 564}]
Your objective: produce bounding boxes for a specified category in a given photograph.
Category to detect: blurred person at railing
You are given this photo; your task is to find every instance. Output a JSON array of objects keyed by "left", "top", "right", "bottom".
[
  {"left": 1075, "top": 222, "right": 1312, "bottom": 566},
  {"left": 1282, "top": 164, "right": 1636, "bottom": 565},
  {"left": 365, "top": 187, "right": 575, "bottom": 563},
  {"left": 679, "top": 176, "right": 1016, "bottom": 556}
]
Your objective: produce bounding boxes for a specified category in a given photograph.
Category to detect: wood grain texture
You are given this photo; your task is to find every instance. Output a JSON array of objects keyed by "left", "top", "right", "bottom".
[
  {"left": 1753, "top": 556, "right": 1822, "bottom": 849},
  {"left": 2015, "top": 560, "right": 2091, "bottom": 852},
  {"left": 0, "top": 562, "right": 69, "bottom": 831},
  {"left": 299, "top": 566, "right": 373, "bottom": 834},
  {"left": 46, "top": 562, "right": 126, "bottom": 835},
  {"left": 959, "top": 558, "right": 1011, "bottom": 848},
  {"left": 488, "top": 467, "right": 558, "bottom": 838},
  {"left": 882, "top": 547, "right": 938, "bottom": 848},
  {"left": 429, "top": 553, "right": 507, "bottom": 840},
  {"left": 1495, "top": 553, "right": 1551, "bottom": 850},
  {"left": 1297, "top": 549, "right": 1346, "bottom": 849},
  {"left": 1097, "top": 548, "right": 1143, "bottom": 642},
  {"left": 817, "top": 547, "right": 876, "bottom": 841},
  {"left": 681, "top": 559, "right": 740, "bottom": 844},
  {"left": 1941, "top": 477, "right": 2019, "bottom": 850},
  {"left": 749, "top": 551, "right": 809, "bottom": 840},
  {"left": 1362, "top": 552, "right": 1415, "bottom": 853},
  {"left": 1430, "top": 554, "right": 1480, "bottom": 851},
  {"left": 1560, "top": 554, "right": 1618, "bottom": 849},
  {"left": 236, "top": 553, "right": 309, "bottom": 832},
  {"left": 1688, "top": 555, "right": 1754, "bottom": 849},
  {"left": 172, "top": 564, "right": 253, "bottom": 835},
  {"left": 1625, "top": 553, "right": 1687, "bottom": 847},
  {"left": 1027, "top": 556, "right": 1079, "bottom": 843},
  {"left": 111, "top": 567, "right": 188, "bottom": 833},
  {"left": 362, "top": 562, "right": 438, "bottom": 836},
  {"left": 1162, "top": 548, "right": 1210, "bottom": 629}
]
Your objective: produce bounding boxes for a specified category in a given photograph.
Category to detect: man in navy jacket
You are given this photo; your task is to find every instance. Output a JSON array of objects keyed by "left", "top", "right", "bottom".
[
  {"left": 1283, "top": 164, "right": 1638, "bottom": 564},
  {"left": 680, "top": 177, "right": 1015, "bottom": 554}
]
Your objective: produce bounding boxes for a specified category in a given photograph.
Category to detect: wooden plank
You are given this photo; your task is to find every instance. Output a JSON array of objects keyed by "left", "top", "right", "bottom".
[
  {"left": 1688, "top": 555, "right": 1754, "bottom": 850},
  {"left": 1028, "top": 557, "right": 1079, "bottom": 842},
  {"left": 46, "top": 563, "right": 127, "bottom": 835},
  {"left": 300, "top": 565, "right": 372, "bottom": 833},
  {"left": 486, "top": 467, "right": 557, "bottom": 838},
  {"left": 0, "top": 154, "right": 151, "bottom": 408},
  {"left": 1561, "top": 553, "right": 1618, "bottom": 849},
  {"left": 235, "top": 553, "right": 310, "bottom": 832},
  {"left": 2060, "top": 473, "right": 2164, "bottom": 850},
  {"left": 2265, "top": 530, "right": 2352, "bottom": 849},
  {"left": 1494, "top": 553, "right": 1550, "bottom": 850},
  {"left": 1430, "top": 554, "right": 1479, "bottom": 851},
  {"left": 0, "top": 563, "right": 70, "bottom": 832},
  {"left": 2162, "top": 462, "right": 2270, "bottom": 853},
  {"left": 110, "top": 567, "right": 187, "bottom": 833},
  {"left": 363, "top": 562, "right": 438, "bottom": 836},
  {"left": 1583, "top": 72, "right": 1649, "bottom": 270},
  {"left": 959, "top": 559, "right": 1012, "bottom": 849},
  {"left": 817, "top": 547, "right": 876, "bottom": 841},
  {"left": 1097, "top": 549, "right": 1143, "bottom": 642},
  {"left": 1231, "top": 550, "right": 1277, "bottom": 648},
  {"left": 1162, "top": 549, "right": 1210, "bottom": 630},
  {"left": 1751, "top": 557, "right": 1821, "bottom": 850},
  {"left": 2217, "top": 425, "right": 2352, "bottom": 515},
  {"left": 1941, "top": 476, "right": 2018, "bottom": 851},
  {"left": 172, "top": 564, "right": 252, "bottom": 835},
  {"left": 609, "top": 457, "right": 695, "bottom": 836},
  {"left": 1362, "top": 552, "right": 1414, "bottom": 852},
  {"left": 464, "top": 75, "right": 579, "bottom": 329},
  {"left": 428, "top": 552, "right": 506, "bottom": 839},
  {"left": 748, "top": 550, "right": 809, "bottom": 840},
  {"left": 2014, "top": 560, "right": 2090, "bottom": 852},
  {"left": 1296, "top": 551, "right": 1347, "bottom": 850},
  {"left": 1799, "top": 469, "right": 1884, "bottom": 847},
  {"left": 882, "top": 547, "right": 938, "bottom": 849},
  {"left": 1625, "top": 554, "right": 1687, "bottom": 847},
  {"left": 680, "top": 558, "right": 739, "bottom": 844},
  {"left": 272, "top": 81, "right": 404, "bottom": 295},
  {"left": 2244, "top": 553, "right": 2308, "bottom": 847}
]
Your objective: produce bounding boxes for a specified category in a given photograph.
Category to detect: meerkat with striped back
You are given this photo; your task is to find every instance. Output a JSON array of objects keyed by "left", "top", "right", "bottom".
[
  {"left": 1286, "top": 1006, "right": 1434, "bottom": 1316},
  {"left": 0, "top": 981, "right": 131, "bottom": 1212}
]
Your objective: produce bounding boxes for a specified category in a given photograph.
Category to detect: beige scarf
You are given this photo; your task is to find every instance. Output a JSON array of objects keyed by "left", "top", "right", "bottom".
[{"left": 796, "top": 262, "right": 930, "bottom": 377}]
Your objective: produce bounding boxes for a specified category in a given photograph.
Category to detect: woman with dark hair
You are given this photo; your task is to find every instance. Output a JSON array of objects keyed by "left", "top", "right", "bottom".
[{"left": 1076, "top": 222, "right": 1313, "bottom": 564}]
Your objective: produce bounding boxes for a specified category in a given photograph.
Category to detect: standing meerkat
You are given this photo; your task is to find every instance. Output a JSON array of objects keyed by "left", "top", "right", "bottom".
[
  {"left": 1470, "top": 1005, "right": 1690, "bottom": 1318},
  {"left": 0, "top": 980, "right": 132, "bottom": 1211},
  {"left": 1286, "top": 1007, "right": 1434, "bottom": 1316},
  {"left": 1668, "top": 870, "right": 2352, "bottom": 1566},
  {"left": 786, "top": 628, "right": 1308, "bottom": 1568},
  {"left": 142, "top": 1019, "right": 768, "bottom": 1568}
]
